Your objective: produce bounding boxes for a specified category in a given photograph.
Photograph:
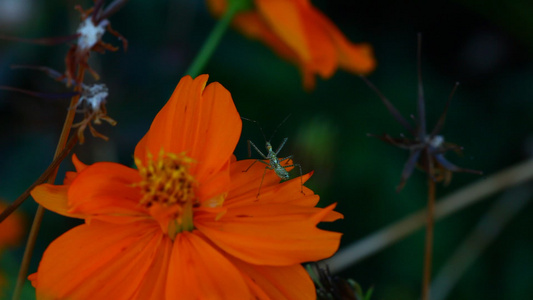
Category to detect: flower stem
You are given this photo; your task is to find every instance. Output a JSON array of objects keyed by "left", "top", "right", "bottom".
[
  {"left": 421, "top": 177, "right": 436, "bottom": 300},
  {"left": 12, "top": 68, "right": 85, "bottom": 300},
  {"left": 326, "top": 158, "right": 533, "bottom": 273},
  {"left": 0, "top": 135, "right": 78, "bottom": 224},
  {"left": 430, "top": 185, "right": 532, "bottom": 300},
  {"left": 185, "top": 1, "right": 242, "bottom": 77}
]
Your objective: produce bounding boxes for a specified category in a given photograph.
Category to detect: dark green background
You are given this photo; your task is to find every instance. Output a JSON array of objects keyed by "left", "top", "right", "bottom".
[{"left": 0, "top": 0, "right": 532, "bottom": 299}]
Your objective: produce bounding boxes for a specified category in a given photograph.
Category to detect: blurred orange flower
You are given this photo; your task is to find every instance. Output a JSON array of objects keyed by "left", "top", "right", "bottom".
[
  {"left": 30, "top": 75, "right": 342, "bottom": 299},
  {"left": 0, "top": 200, "right": 25, "bottom": 297},
  {"left": 207, "top": 0, "right": 376, "bottom": 89},
  {"left": 0, "top": 201, "right": 24, "bottom": 248}
]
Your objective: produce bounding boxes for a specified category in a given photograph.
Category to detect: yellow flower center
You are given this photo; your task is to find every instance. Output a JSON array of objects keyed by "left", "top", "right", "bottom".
[{"left": 135, "top": 150, "right": 197, "bottom": 239}]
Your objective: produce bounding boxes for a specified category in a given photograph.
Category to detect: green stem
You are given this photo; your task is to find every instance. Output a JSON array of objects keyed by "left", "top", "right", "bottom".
[{"left": 185, "top": 2, "right": 242, "bottom": 77}]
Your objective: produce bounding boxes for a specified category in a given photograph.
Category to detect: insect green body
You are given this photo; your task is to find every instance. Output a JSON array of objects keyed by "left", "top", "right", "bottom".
[
  {"left": 242, "top": 116, "right": 304, "bottom": 198},
  {"left": 264, "top": 140, "right": 290, "bottom": 180}
]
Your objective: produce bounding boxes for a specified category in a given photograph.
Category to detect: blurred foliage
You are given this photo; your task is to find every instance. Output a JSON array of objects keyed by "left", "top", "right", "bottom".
[{"left": 0, "top": 0, "right": 532, "bottom": 299}]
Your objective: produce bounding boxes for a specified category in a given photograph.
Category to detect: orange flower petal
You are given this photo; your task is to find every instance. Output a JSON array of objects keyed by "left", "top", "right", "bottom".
[
  {"left": 206, "top": 0, "right": 225, "bottom": 15},
  {"left": 226, "top": 159, "right": 343, "bottom": 222},
  {"left": 255, "top": 0, "right": 311, "bottom": 62},
  {"left": 132, "top": 232, "right": 173, "bottom": 299},
  {"left": 207, "top": 0, "right": 375, "bottom": 89},
  {"left": 227, "top": 159, "right": 318, "bottom": 207},
  {"left": 72, "top": 154, "right": 88, "bottom": 172},
  {"left": 309, "top": 7, "right": 376, "bottom": 74},
  {"left": 0, "top": 202, "right": 24, "bottom": 246},
  {"left": 60, "top": 153, "right": 85, "bottom": 185},
  {"left": 67, "top": 162, "right": 146, "bottom": 223},
  {"left": 62, "top": 155, "right": 89, "bottom": 185},
  {"left": 227, "top": 159, "right": 287, "bottom": 199},
  {"left": 296, "top": 3, "right": 337, "bottom": 76},
  {"left": 31, "top": 220, "right": 169, "bottom": 299},
  {"left": 134, "top": 75, "right": 241, "bottom": 202},
  {"left": 31, "top": 184, "right": 85, "bottom": 219},
  {"left": 166, "top": 231, "right": 250, "bottom": 299},
  {"left": 196, "top": 203, "right": 342, "bottom": 266},
  {"left": 233, "top": 12, "right": 297, "bottom": 61},
  {"left": 63, "top": 171, "right": 77, "bottom": 185},
  {"left": 230, "top": 257, "right": 316, "bottom": 300}
]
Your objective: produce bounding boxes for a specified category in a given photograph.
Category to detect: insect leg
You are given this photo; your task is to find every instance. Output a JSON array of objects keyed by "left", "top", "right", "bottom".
[
  {"left": 243, "top": 159, "right": 269, "bottom": 173},
  {"left": 256, "top": 165, "right": 271, "bottom": 198},
  {"left": 295, "top": 163, "right": 304, "bottom": 195},
  {"left": 268, "top": 114, "right": 292, "bottom": 142},
  {"left": 278, "top": 155, "right": 293, "bottom": 163},
  {"left": 248, "top": 140, "right": 268, "bottom": 159},
  {"left": 280, "top": 162, "right": 305, "bottom": 195},
  {"left": 274, "top": 137, "right": 288, "bottom": 156}
]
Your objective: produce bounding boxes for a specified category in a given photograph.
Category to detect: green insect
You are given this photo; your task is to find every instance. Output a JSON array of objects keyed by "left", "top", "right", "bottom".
[{"left": 242, "top": 116, "right": 304, "bottom": 198}]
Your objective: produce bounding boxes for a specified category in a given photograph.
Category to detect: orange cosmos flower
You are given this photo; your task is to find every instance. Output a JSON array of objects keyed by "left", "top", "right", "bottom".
[
  {"left": 0, "top": 201, "right": 24, "bottom": 248},
  {"left": 30, "top": 74, "right": 342, "bottom": 299},
  {"left": 0, "top": 200, "right": 25, "bottom": 297},
  {"left": 207, "top": 0, "right": 376, "bottom": 89}
]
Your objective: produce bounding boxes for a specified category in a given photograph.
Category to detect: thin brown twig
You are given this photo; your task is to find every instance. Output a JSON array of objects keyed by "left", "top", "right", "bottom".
[
  {"left": 421, "top": 178, "right": 436, "bottom": 300},
  {"left": 430, "top": 185, "right": 532, "bottom": 300},
  {"left": 0, "top": 33, "right": 79, "bottom": 45},
  {"left": 324, "top": 158, "right": 533, "bottom": 273},
  {"left": 13, "top": 67, "right": 85, "bottom": 300},
  {"left": 98, "top": 0, "right": 130, "bottom": 22},
  {"left": 0, "top": 134, "right": 78, "bottom": 224}
]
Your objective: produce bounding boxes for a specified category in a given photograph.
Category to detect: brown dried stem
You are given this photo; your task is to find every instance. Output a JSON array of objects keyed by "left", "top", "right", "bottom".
[
  {"left": 0, "top": 134, "right": 78, "bottom": 224},
  {"left": 12, "top": 68, "right": 85, "bottom": 300},
  {"left": 430, "top": 185, "right": 532, "bottom": 300},
  {"left": 421, "top": 178, "right": 436, "bottom": 300},
  {"left": 324, "top": 158, "right": 533, "bottom": 273}
]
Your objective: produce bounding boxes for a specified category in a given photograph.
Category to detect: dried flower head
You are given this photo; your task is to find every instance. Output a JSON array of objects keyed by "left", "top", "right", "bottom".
[
  {"left": 73, "top": 83, "right": 116, "bottom": 143},
  {"left": 0, "top": 0, "right": 127, "bottom": 85},
  {"left": 362, "top": 36, "right": 481, "bottom": 191},
  {"left": 307, "top": 263, "right": 373, "bottom": 300},
  {"left": 76, "top": 18, "right": 109, "bottom": 51},
  {"left": 2, "top": 65, "right": 116, "bottom": 143},
  {"left": 65, "top": 0, "right": 128, "bottom": 84}
]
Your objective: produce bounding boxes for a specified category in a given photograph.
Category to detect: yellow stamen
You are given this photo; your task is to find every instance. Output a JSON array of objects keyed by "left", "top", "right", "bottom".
[{"left": 134, "top": 150, "right": 197, "bottom": 239}]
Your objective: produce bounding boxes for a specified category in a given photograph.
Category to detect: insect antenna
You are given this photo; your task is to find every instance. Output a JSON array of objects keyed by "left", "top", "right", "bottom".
[
  {"left": 241, "top": 117, "right": 268, "bottom": 142},
  {"left": 268, "top": 113, "right": 292, "bottom": 142},
  {"left": 242, "top": 114, "right": 292, "bottom": 143},
  {"left": 241, "top": 117, "right": 269, "bottom": 159}
]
